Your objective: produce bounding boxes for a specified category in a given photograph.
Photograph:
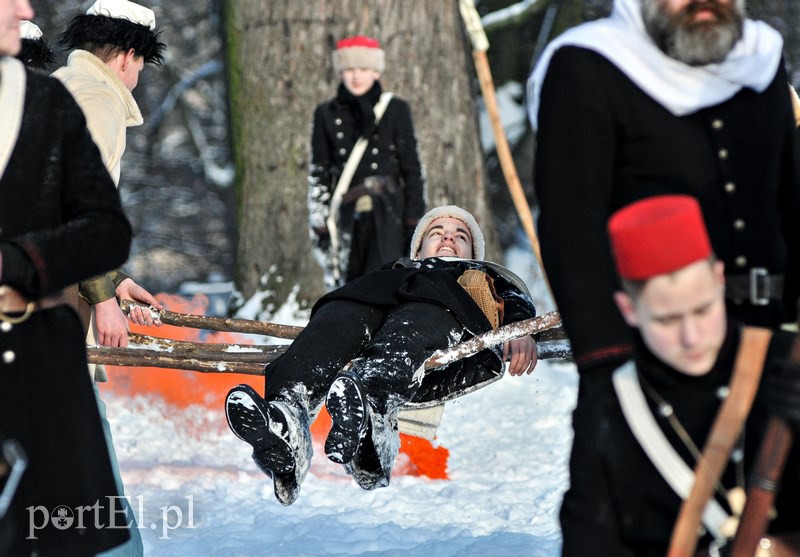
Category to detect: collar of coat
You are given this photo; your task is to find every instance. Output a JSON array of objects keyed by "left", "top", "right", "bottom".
[
  {"left": 63, "top": 49, "right": 143, "bottom": 128},
  {"left": 527, "top": 0, "right": 783, "bottom": 129}
]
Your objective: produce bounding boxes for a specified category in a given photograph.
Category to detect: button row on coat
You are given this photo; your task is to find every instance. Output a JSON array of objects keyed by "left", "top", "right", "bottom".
[{"left": 712, "top": 118, "right": 749, "bottom": 272}]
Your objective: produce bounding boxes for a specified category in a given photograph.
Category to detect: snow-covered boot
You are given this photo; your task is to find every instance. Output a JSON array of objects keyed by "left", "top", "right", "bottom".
[
  {"left": 344, "top": 411, "right": 399, "bottom": 491},
  {"left": 325, "top": 370, "right": 370, "bottom": 464},
  {"left": 225, "top": 385, "right": 312, "bottom": 505}
]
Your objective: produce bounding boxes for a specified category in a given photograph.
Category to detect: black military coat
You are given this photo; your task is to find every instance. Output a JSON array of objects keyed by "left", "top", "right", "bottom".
[
  {"left": 560, "top": 323, "right": 800, "bottom": 556},
  {"left": 308, "top": 85, "right": 426, "bottom": 282},
  {"left": 534, "top": 46, "right": 800, "bottom": 374},
  {"left": 0, "top": 65, "right": 132, "bottom": 555}
]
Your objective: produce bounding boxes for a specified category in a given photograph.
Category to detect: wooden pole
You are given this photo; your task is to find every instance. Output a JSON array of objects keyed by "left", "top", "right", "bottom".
[
  {"left": 87, "top": 310, "right": 567, "bottom": 373},
  {"left": 120, "top": 299, "right": 303, "bottom": 339},
  {"left": 458, "top": 0, "right": 547, "bottom": 274}
]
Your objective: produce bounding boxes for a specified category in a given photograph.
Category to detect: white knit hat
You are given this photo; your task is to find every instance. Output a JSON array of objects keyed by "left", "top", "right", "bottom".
[
  {"left": 86, "top": 0, "right": 156, "bottom": 30},
  {"left": 409, "top": 205, "right": 485, "bottom": 260}
]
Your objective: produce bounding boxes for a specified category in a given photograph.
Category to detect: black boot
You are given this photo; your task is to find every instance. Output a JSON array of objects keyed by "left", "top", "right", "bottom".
[
  {"left": 324, "top": 370, "right": 370, "bottom": 464},
  {"left": 225, "top": 385, "right": 312, "bottom": 505}
]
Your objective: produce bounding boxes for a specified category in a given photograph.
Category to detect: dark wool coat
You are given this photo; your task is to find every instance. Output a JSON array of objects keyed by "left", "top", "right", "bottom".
[
  {"left": 0, "top": 66, "right": 132, "bottom": 555},
  {"left": 308, "top": 89, "right": 426, "bottom": 282},
  {"left": 313, "top": 257, "right": 537, "bottom": 404},
  {"left": 560, "top": 323, "right": 800, "bottom": 557},
  {"left": 535, "top": 46, "right": 800, "bottom": 374}
]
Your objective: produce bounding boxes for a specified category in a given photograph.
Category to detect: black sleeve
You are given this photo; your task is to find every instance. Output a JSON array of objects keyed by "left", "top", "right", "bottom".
[
  {"left": 534, "top": 47, "right": 634, "bottom": 370},
  {"left": 391, "top": 98, "right": 426, "bottom": 224},
  {"left": 4, "top": 76, "right": 131, "bottom": 298},
  {"left": 308, "top": 102, "right": 335, "bottom": 230}
]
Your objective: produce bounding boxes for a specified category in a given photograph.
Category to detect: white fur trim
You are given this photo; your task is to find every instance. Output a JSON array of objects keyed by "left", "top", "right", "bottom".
[
  {"left": 86, "top": 0, "right": 156, "bottom": 30},
  {"left": 332, "top": 46, "right": 385, "bottom": 73},
  {"left": 20, "top": 21, "right": 42, "bottom": 40},
  {"left": 409, "top": 205, "right": 486, "bottom": 260}
]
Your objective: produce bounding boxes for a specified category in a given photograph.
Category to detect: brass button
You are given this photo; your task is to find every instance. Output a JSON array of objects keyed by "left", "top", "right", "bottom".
[
  {"left": 339, "top": 148, "right": 347, "bottom": 155},
  {"left": 712, "top": 119, "right": 724, "bottom": 129},
  {"left": 372, "top": 148, "right": 379, "bottom": 155},
  {"left": 3, "top": 350, "right": 15, "bottom": 364},
  {"left": 371, "top": 162, "right": 378, "bottom": 170},
  {"left": 735, "top": 256, "right": 747, "bottom": 268},
  {"left": 336, "top": 132, "right": 344, "bottom": 139},
  {"left": 733, "top": 219, "right": 745, "bottom": 231},
  {"left": 719, "top": 148, "right": 729, "bottom": 160},
  {"left": 724, "top": 182, "right": 736, "bottom": 193},
  {"left": 335, "top": 118, "right": 342, "bottom": 125},
  {"left": 0, "top": 321, "right": 11, "bottom": 333}
]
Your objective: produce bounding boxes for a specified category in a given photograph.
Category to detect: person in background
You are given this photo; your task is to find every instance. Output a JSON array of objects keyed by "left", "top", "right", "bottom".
[
  {"left": 560, "top": 195, "right": 800, "bottom": 556},
  {"left": 528, "top": 0, "right": 800, "bottom": 376},
  {"left": 53, "top": 2, "right": 167, "bottom": 554},
  {"left": 308, "top": 35, "right": 426, "bottom": 288},
  {"left": 226, "top": 206, "right": 537, "bottom": 506},
  {"left": 0, "top": 0, "right": 133, "bottom": 553}
]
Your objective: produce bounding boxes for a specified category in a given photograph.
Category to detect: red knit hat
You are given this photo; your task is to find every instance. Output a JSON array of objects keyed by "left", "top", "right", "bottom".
[
  {"left": 608, "top": 195, "right": 712, "bottom": 280},
  {"left": 332, "top": 35, "right": 385, "bottom": 73}
]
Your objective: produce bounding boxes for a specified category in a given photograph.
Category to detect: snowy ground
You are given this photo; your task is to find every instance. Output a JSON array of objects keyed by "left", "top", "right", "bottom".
[{"left": 101, "top": 249, "right": 579, "bottom": 556}]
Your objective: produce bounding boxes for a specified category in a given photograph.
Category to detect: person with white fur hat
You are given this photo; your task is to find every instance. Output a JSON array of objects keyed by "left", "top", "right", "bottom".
[
  {"left": 308, "top": 35, "right": 426, "bottom": 289},
  {"left": 226, "top": 205, "right": 538, "bottom": 505},
  {"left": 51, "top": 2, "right": 166, "bottom": 554}
]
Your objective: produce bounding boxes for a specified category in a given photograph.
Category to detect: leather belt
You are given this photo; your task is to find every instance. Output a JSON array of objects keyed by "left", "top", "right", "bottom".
[
  {"left": 0, "top": 285, "right": 68, "bottom": 324},
  {"left": 725, "top": 268, "right": 784, "bottom": 306},
  {"left": 341, "top": 175, "right": 397, "bottom": 205}
]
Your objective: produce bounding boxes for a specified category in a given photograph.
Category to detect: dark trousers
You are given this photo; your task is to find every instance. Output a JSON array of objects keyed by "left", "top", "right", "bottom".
[
  {"left": 346, "top": 211, "right": 384, "bottom": 282},
  {"left": 264, "top": 300, "right": 462, "bottom": 416}
]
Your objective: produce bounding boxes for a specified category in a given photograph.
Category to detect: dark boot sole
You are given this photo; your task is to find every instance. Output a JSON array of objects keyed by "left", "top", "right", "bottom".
[
  {"left": 225, "top": 385, "right": 295, "bottom": 475},
  {"left": 325, "top": 372, "right": 369, "bottom": 464}
]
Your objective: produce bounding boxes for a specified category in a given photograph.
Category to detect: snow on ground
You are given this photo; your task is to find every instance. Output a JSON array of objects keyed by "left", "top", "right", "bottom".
[{"left": 102, "top": 248, "right": 578, "bottom": 556}]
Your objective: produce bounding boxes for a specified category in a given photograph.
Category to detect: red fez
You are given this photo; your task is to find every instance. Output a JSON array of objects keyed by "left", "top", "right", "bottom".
[{"left": 608, "top": 195, "right": 712, "bottom": 280}]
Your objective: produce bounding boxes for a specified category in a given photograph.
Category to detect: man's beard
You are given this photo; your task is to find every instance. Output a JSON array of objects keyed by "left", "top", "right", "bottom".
[{"left": 642, "top": 0, "right": 745, "bottom": 66}]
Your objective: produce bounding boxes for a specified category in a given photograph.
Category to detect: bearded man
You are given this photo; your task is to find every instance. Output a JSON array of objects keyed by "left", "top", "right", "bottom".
[
  {"left": 527, "top": 0, "right": 800, "bottom": 379},
  {"left": 527, "top": 3, "right": 800, "bottom": 538}
]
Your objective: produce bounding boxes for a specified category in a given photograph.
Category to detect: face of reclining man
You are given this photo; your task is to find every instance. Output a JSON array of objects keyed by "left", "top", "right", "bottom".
[{"left": 419, "top": 217, "right": 474, "bottom": 259}]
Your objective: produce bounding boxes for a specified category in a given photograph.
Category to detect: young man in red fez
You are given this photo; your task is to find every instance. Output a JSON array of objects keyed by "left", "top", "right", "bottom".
[
  {"left": 559, "top": 195, "right": 800, "bottom": 556},
  {"left": 308, "top": 35, "right": 426, "bottom": 288}
]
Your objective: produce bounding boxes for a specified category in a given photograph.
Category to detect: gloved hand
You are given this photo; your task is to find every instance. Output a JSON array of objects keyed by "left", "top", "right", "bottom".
[{"left": 758, "top": 356, "right": 800, "bottom": 431}]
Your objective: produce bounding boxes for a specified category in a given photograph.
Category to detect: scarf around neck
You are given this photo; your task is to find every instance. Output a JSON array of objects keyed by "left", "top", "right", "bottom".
[
  {"left": 527, "top": 0, "right": 784, "bottom": 129},
  {"left": 336, "top": 80, "right": 383, "bottom": 138}
]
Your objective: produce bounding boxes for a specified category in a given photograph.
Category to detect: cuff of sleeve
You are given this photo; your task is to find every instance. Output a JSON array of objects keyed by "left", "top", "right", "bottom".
[
  {"left": 79, "top": 273, "right": 117, "bottom": 304},
  {"left": 109, "top": 269, "right": 132, "bottom": 289}
]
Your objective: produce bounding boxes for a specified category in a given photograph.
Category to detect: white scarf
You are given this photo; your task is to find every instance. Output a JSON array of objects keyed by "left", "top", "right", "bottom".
[
  {"left": 0, "top": 57, "right": 26, "bottom": 181},
  {"left": 527, "top": 0, "right": 784, "bottom": 129}
]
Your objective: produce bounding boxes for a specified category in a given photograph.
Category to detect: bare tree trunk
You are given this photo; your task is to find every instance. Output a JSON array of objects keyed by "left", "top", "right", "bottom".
[{"left": 225, "top": 0, "right": 494, "bottom": 310}]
